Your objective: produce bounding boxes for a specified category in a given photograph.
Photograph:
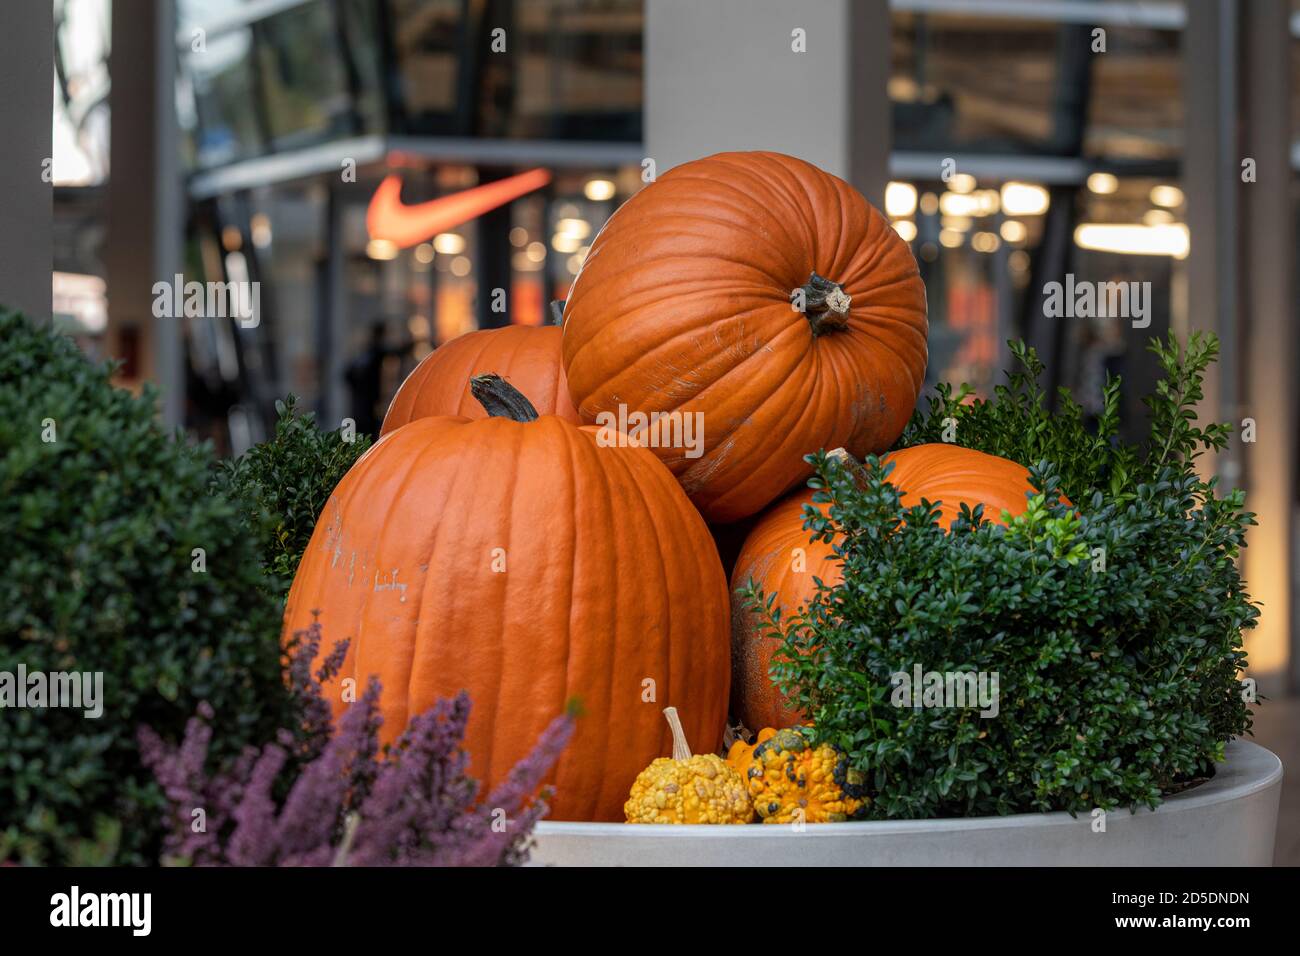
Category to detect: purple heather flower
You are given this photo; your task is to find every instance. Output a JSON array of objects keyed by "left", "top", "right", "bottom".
[{"left": 138, "top": 624, "right": 574, "bottom": 866}]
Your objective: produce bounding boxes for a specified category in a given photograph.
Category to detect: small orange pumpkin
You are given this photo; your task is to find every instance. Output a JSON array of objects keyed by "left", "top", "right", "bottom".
[
  {"left": 561, "top": 150, "right": 928, "bottom": 523},
  {"left": 381, "top": 325, "right": 579, "bottom": 435},
  {"left": 729, "top": 444, "right": 1041, "bottom": 730},
  {"left": 286, "top": 375, "right": 730, "bottom": 822}
]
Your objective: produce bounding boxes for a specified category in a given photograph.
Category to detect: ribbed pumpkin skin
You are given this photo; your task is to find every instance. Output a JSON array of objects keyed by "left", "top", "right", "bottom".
[
  {"left": 885, "top": 444, "right": 1040, "bottom": 527},
  {"left": 729, "top": 490, "right": 835, "bottom": 731},
  {"left": 561, "top": 151, "right": 928, "bottom": 523},
  {"left": 284, "top": 414, "right": 730, "bottom": 822},
  {"left": 729, "top": 444, "right": 1037, "bottom": 731},
  {"left": 380, "top": 326, "right": 579, "bottom": 435}
]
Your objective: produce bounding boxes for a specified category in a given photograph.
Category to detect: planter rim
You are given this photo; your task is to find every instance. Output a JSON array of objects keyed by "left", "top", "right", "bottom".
[{"left": 535, "top": 737, "right": 1280, "bottom": 840}]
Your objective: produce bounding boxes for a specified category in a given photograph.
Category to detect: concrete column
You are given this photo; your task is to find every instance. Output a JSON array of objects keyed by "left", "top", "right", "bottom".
[
  {"left": 0, "top": 5, "right": 53, "bottom": 320},
  {"left": 107, "top": 0, "right": 183, "bottom": 425},
  {"left": 1239, "top": 0, "right": 1295, "bottom": 693},
  {"left": 1184, "top": 0, "right": 1295, "bottom": 692},
  {"left": 1181, "top": 0, "right": 1235, "bottom": 452},
  {"left": 645, "top": 0, "right": 892, "bottom": 206}
]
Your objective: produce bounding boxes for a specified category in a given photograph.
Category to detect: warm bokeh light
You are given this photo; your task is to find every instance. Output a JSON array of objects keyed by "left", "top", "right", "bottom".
[
  {"left": 885, "top": 181, "right": 918, "bottom": 217},
  {"left": 940, "top": 190, "right": 998, "bottom": 218},
  {"left": 250, "top": 213, "right": 272, "bottom": 248},
  {"left": 892, "top": 220, "right": 917, "bottom": 242},
  {"left": 552, "top": 233, "right": 583, "bottom": 253},
  {"left": 939, "top": 192, "right": 978, "bottom": 217},
  {"left": 948, "top": 173, "right": 977, "bottom": 194},
  {"left": 1073, "top": 223, "right": 1190, "bottom": 258},
  {"left": 1000, "top": 220, "right": 1027, "bottom": 242},
  {"left": 555, "top": 218, "right": 591, "bottom": 239},
  {"left": 1149, "top": 184, "right": 1185, "bottom": 208},
  {"left": 433, "top": 232, "right": 466, "bottom": 255},
  {"left": 1086, "top": 172, "right": 1119, "bottom": 194},
  {"left": 584, "top": 178, "right": 616, "bottom": 201},
  {"left": 1000, "top": 182, "right": 1049, "bottom": 216},
  {"left": 365, "top": 238, "right": 399, "bottom": 260},
  {"left": 221, "top": 225, "right": 242, "bottom": 252}
]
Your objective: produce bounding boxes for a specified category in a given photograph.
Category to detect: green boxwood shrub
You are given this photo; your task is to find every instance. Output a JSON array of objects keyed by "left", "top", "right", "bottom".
[
  {"left": 211, "top": 395, "right": 371, "bottom": 600},
  {"left": 742, "top": 334, "right": 1256, "bottom": 818},
  {"left": 0, "top": 310, "right": 296, "bottom": 864}
]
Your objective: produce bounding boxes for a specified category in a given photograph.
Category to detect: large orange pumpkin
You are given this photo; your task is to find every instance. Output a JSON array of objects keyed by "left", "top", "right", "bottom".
[
  {"left": 561, "top": 150, "right": 928, "bottom": 523},
  {"left": 286, "top": 375, "right": 730, "bottom": 821},
  {"left": 380, "top": 325, "right": 579, "bottom": 435},
  {"left": 729, "top": 444, "right": 1040, "bottom": 731}
]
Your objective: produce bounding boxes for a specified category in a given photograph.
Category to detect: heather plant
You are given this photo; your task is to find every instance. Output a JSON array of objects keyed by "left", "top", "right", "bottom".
[
  {"left": 212, "top": 395, "right": 370, "bottom": 598},
  {"left": 741, "top": 332, "right": 1256, "bottom": 818},
  {"left": 0, "top": 310, "right": 296, "bottom": 865},
  {"left": 139, "top": 622, "right": 575, "bottom": 866}
]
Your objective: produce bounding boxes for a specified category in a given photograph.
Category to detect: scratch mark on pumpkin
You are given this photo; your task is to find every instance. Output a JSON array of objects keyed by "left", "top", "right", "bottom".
[
  {"left": 323, "top": 500, "right": 345, "bottom": 560},
  {"left": 683, "top": 437, "right": 734, "bottom": 495}
]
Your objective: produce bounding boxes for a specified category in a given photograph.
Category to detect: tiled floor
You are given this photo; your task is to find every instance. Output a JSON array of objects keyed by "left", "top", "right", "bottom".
[{"left": 1246, "top": 696, "right": 1297, "bottom": 866}]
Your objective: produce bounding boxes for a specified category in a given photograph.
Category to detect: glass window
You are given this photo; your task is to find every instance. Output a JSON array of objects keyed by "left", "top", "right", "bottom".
[
  {"left": 53, "top": 0, "right": 111, "bottom": 185},
  {"left": 389, "top": 0, "right": 464, "bottom": 133},
  {"left": 255, "top": 2, "right": 356, "bottom": 149},
  {"left": 387, "top": 0, "right": 643, "bottom": 140},
  {"left": 489, "top": 0, "right": 643, "bottom": 141},
  {"left": 1085, "top": 27, "right": 1183, "bottom": 161},
  {"left": 892, "top": 12, "right": 1183, "bottom": 162},
  {"left": 338, "top": 0, "right": 387, "bottom": 135},
  {"left": 892, "top": 13, "right": 1064, "bottom": 155},
  {"left": 187, "top": 28, "right": 266, "bottom": 167}
]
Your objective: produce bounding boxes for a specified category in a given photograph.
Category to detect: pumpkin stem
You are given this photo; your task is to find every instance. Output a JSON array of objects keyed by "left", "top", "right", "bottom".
[
  {"left": 549, "top": 299, "right": 566, "bottom": 326},
  {"left": 792, "top": 272, "right": 852, "bottom": 335},
  {"left": 663, "top": 707, "right": 692, "bottom": 761},
  {"left": 469, "top": 374, "right": 539, "bottom": 422},
  {"left": 826, "top": 447, "right": 870, "bottom": 485}
]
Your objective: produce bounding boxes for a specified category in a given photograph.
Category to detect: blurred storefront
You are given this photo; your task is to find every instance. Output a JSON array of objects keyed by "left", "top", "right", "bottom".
[{"left": 53, "top": 0, "right": 644, "bottom": 449}]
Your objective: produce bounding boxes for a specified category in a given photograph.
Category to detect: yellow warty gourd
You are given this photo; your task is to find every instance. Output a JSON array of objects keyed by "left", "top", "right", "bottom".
[
  {"left": 624, "top": 707, "right": 754, "bottom": 824},
  {"left": 727, "top": 726, "right": 869, "bottom": 824}
]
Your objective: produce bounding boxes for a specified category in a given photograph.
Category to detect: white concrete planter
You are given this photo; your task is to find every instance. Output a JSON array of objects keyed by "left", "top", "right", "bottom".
[{"left": 532, "top": 739, "right": 1282, "bottom": 866}]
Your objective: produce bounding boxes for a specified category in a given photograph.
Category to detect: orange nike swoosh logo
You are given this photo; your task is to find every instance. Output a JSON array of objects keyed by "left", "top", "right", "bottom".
[{"left": 366, "top": 168, "right": 552, "bottom": 249}]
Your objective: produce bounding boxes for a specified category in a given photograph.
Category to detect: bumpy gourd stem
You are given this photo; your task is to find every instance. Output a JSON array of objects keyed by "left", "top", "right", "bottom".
[
  {"left": 663, "top": 707, "right": 692, "bottom": 760},
  {"left": 792, "top": 272, "right": 852, "bottom": 335},
  {"left": 469, "top": 373, "right": 539, "bottom": 422}
]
